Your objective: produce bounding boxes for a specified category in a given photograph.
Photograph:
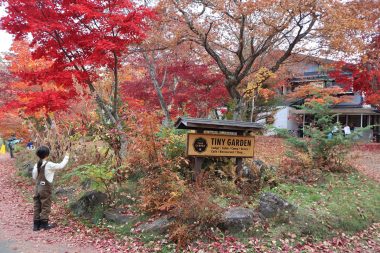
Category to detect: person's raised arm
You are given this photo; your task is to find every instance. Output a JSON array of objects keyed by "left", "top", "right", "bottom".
[{"left": 48, "top": 153, "right": 70, "bottom": 171}]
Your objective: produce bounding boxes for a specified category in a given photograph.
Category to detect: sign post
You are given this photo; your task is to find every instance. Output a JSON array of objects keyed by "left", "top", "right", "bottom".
[{"left": 175, "top": 117, "right": 263, "bottom": 180}]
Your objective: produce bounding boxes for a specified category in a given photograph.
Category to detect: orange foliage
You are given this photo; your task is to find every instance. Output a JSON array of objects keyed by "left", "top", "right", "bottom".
[
  {"left": 259, "top": 88, "right": 276, "bottom": 102},
  {"left": 126, "top": 111, "right": 166, "bottom": 169},
  {"left": 0, "top": 113, "right": 29, "bottom": 140},
  {"left": 139, "top": 168, "right": 186, "bottom": 212},
  {"left": 169, "top": 187, "right": 222, "bottom": 248},
  {"left": 6, "top": 40, "right": 52, "bottom": 73},
  {"left": 1, "top": 40, "right": 68, "bottom": 118},
  {"left": 287, "top": 84, "right": 347, "bottom": 105}
]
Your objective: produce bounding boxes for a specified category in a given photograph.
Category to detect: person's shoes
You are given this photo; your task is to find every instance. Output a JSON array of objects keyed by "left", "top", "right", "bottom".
[
  {"left": 40, "top": 220, "right": 57, "bottom": 230},
  {"left": 33, "top": 220, "right": 40, "bottom": 231}
]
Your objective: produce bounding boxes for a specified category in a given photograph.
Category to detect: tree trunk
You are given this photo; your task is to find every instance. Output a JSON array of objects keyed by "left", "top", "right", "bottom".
[
  {"left": 112, "top": 51, "right": 119, "bottom": 120},
  {"left": 250, "top": 90, "right": 257, "bottom": 122},
  {"left": 225, "top": 79, "right": 244, "bottom": 120},
  {"left": 143, "top": 52, "right": 171, "bottom": 127},
  {"left": 114, "top": 134, "right": 128, "bottom": 167}
]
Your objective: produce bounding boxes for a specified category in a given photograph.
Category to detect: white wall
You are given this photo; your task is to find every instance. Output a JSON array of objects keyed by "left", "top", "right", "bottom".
[
  {"left": 273, "top": 107, "right": 289, "bottom": 129},
  {"left": 273, "top": 107, "right": 299, "bottom": 130}
]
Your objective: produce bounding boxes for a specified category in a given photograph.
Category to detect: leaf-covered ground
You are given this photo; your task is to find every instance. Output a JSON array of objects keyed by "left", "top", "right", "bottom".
[
  {"left": 254, "top": 136, "right": 287, "bottom": 166},
  {"left": 255, "top": 136, "right": 380, "bottom": 183},
  {"left": 0, "top": 152, "right": 379, "bottom": 252},
  {"left": 350, "top": 144, "right": 380, "bottom": 182},
  {"left": 0, "top": 154, "right": 150, "bottom": 253}
]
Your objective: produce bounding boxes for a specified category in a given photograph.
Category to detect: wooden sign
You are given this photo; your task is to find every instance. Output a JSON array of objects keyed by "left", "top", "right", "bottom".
[{"left": 187, "top": 133, "right": 255, "bottom": 158}]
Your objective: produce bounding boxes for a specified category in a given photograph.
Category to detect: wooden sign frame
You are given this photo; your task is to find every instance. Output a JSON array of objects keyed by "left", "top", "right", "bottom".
[
  {"left": 186, "top": 133, "right": 255, "bottom": 158},
  {"left": 175, "top": 117, "right": 263, "bottom": 180}
]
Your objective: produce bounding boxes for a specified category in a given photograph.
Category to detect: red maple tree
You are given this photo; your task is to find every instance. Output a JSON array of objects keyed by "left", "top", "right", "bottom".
[
  {"left": 0, "top": 40, "right": 73, "bottom": 118},
  {"left": 122, "top": 60, "right": 228, "bottom": 118},
  {"left": 1, "top": 0, "right": 155, "bottom": 162},
  {"left": 330, "top": 34, "right": 380, "bottom": 108},
  {"left": 1, "top": 0, "right": 155, "bottom": 124}
]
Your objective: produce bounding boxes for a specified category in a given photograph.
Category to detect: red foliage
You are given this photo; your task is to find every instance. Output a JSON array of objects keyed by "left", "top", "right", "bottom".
[
  {"left": 330, "top": 34, "right": 380, "bottom": 108},
  {"left": 6, "top": 90, "right": 74, "bottom": 116},
  {"left": 287, "top": 84, "right": 346, "bottom": 105},
  {"left": 1, "top": 0, "right": 155, "bottom": 113},
  {"left": 122, "top": 60, "right": 228, "bottom": 117},
  {"left": 0, "top": 40, "right": 73, "bottom": 117}
]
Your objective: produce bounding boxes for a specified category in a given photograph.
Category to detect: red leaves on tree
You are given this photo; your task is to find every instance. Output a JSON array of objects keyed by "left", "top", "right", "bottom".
[
  {"left": 330, "top": 34, "right": 380, "bottom": 108},
  {"left": 7, "top": 90, "right": 73, "bottom": 116},
  {"left": 0, "top": 40, "right": 73, "bottom": 117},
  {"left": 122, "top": 60, "right": 228, "bottom": 117},
  {"left": 1, "top": 0, "right": 155, "bottom": 105}
]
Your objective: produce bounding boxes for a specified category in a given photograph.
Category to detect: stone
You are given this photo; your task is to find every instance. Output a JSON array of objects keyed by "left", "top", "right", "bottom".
[
  {"left": 253, "top": 159, "right": 269, "bottom": 175},
  {"left": 104, "top": 209, "right": 136, "bottom": 224},
  {"left": 54, "top": 187, "right": 76, "bottom": 198},
  {"left": 259, "top": 192, "right": 296, "bottom": 219},
  {"left": 70, "top": 191, "right": 107, "bottom": 218},
  {"left": 81, "top": 179, "right": 92, "bottom": 190},
  {"left": 220, "top": 207, "right": 256, "bottom": 231},
  {"left": 137, "top": 216, "right": 172, "bottom": 234},
  {"left": 242, "top": 159, "right": 272, "bottom": 180},
  {"left": 22, "top": 163, "right": 34, "bottom": 177},
  {"left": 241, "top": 165, "right": 257, "bottom": 180}
]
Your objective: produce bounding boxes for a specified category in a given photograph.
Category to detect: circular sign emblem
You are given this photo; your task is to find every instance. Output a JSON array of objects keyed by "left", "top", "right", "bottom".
[{"left": 193, "top": 137, "right": 208, "bottom": 153}]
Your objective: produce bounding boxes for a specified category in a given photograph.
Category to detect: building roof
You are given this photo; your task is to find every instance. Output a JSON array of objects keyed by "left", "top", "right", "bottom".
[
  {"left": 287, "top": 93, "right": 364, "bottom": 108},
  {"left": 290, "top": 107, "right": 380, "bottom": 115},
  {"left": 175, "top": 117, "right": 263, "bottom": 132},
  {"left": 333, "top": 93, "right": 363, "bottom": 108}
]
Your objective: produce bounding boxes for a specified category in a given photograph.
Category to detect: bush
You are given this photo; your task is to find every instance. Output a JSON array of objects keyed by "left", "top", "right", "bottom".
[
  {"left": 138, "top": 168, "right": 187, "bottom": 213},
  {"left": 169, "top": 187, "right": 222, "bottom": 248},
  {"left": 34, "top": 129, "right": 72, "bottom": 161},
  {"left": 126, "top": 112, "right": 166, "bottom": 172},
  {"left": 13, "top": 144, "right": 25, "bottom": 153},
  {"left": 276, "top": 101, "right": 359, "bottom": 180},
  {"left": 278, "top": 155, "right": 321, "bottom": 183},
  {"left": 157, "top": 127, "right": 187, "bottom": 159},
  {"left": 64, "top": 161, "right": 121, "bottom": 201}
]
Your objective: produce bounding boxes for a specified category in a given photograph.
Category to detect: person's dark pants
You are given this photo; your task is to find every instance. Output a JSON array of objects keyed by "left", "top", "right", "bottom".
[
  {"left": 33, "top": 183, "right": 52, "bottom": 221},
  {"left": 9, "top": 145, "right": 14, "bottom": 158}
]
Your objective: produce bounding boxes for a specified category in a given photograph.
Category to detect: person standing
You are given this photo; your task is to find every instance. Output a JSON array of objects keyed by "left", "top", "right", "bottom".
[
  {"left": 32, "top": 146, "right": 69, "bottom": 231},
  {"left": 344, "top": 124, "right": 351, "bottom": 136},
  {"left": 7, "top": 135, "right": 17, "bottom": 158}
]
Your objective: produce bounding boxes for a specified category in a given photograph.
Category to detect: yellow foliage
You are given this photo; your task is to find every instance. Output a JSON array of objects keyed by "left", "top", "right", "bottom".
[{"left": 244, "top": 67, "right": 274, "bottom": 98}]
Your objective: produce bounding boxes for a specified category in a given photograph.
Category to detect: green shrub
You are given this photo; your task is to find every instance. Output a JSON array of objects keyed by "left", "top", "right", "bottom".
[
  {"left": 275, "top": 101, "right": 364, "bottom": 180},
  {"left": 64, "top": 161, "right": 119, "bottom": 201},
  {"left": 13, "top": 144, "right": 25, "bottom": 153},
  {"left": 157, "top": 127, "right": 187, "bottom": 159}
]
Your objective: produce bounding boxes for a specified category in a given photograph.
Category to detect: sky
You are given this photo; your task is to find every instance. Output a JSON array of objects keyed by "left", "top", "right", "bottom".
[{"left": 0, "top": 6, "right": 13, "bottom": 54}]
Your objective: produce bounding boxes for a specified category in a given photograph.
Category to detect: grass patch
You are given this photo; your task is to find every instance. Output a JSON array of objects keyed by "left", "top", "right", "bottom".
[{"left": 264, "top": 172, "right": 380, "bottom": 240}]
